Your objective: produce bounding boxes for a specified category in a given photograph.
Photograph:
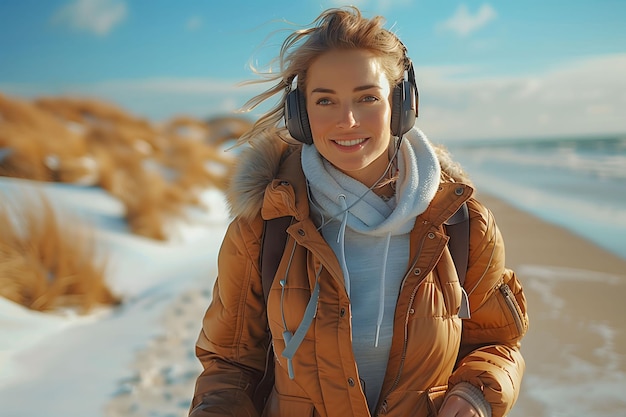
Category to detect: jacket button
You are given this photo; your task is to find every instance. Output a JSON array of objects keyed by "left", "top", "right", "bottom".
[
  {"left": 340, "top": 308, "right": 346, "bottom": 317},
  {"left": 455, "top": 187, "right": 464, "bottom": 196},
  {"left": 427, "top": 232, "right": 435, "bottom": 239},
  {"left": 348, "top": 377, "right": 356, "bottom": 387},
  {"left": 298, "top": 229, "right": 305, "bottom": 236},
  {"left": 413, "top": 268, "right": 421, "bottom": 275}
]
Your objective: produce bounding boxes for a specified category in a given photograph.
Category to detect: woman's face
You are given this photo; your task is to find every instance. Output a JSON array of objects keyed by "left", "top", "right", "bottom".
[{"left": 305, "top": 49, "right": 393, "bottom": 187}]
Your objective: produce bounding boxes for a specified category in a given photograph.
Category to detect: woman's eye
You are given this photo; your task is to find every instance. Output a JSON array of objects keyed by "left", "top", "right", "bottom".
[
  {"left": 361, "top": 95, "right": 379, "bottom": 103},
  {"left": 316, "top": 98, "right": 332, "bottom": 105}
]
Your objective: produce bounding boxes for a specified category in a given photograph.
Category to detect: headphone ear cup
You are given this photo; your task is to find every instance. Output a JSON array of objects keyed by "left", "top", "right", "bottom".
[
  {"left": 390, "top": 79, "right": 417, "bottom": 137},
  {"left": 390, "top": 84, "right": 403, "bottom": 137},
  {"left": 285, "top": 88, "right": 313, "bottom": 144}
]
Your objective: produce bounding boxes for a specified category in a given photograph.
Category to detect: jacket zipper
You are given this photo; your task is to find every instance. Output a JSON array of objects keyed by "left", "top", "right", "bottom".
[
  {"left": 374, "top": 230, "right": 435, "bottom": 416},
  {"left": 499, "top": 282, "right": 525, "bottom": 335},
  {"left": 375, "top": 282, "right": 420, "bottom": 415},
  {"left": 375, "top": 252, "right": 427, "bottom": 415}
]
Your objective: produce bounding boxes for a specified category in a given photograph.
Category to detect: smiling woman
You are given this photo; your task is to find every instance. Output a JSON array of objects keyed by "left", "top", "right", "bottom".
[{"left": 188, "top": 6, "right": 528, "bottom": 417}]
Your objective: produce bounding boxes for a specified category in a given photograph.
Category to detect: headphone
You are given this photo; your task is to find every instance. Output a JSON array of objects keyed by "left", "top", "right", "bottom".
[{"left": 284, "top": 50, "right": 419, "bottom": 145}]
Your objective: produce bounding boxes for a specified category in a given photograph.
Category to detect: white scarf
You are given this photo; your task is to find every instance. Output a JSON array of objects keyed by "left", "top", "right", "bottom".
[{"left": 301, "top": 127, "right": 441, "bottom": 235}]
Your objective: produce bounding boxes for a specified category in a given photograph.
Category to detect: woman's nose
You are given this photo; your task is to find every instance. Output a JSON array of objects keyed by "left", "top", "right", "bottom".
[{"left": 336, "top": 104, "right": 359, "bottom": 129}]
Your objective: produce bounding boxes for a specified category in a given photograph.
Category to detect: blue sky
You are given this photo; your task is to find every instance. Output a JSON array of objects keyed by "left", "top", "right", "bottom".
[{"left": 1, "top": 0, "right": 625, "bottom": 141}]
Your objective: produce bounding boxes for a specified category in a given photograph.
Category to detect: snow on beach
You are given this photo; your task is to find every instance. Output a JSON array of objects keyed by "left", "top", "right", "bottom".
[{"left": 0, "top": 176, "right": 228, "bottom": 417}]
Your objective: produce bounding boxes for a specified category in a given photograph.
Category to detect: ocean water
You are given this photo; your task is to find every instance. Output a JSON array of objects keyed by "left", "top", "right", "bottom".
[{"left": 447, "top": 134, "right": 626, "bottom": 261}]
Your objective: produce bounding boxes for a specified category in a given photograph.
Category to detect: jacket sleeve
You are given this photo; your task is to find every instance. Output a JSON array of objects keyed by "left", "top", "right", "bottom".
[
  {"left": 448, "top": 198, "right": 529, "bottom": 417},
  {"left": 189, "top": 217, "right": 269, "bottom": 417}
]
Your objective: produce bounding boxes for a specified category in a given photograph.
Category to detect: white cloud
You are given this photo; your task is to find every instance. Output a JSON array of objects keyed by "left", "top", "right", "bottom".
[
  {"left": 52, "top": 0, "right": 127, "bottom": 36},
  {"left": 415, "top": 53, "right": 626, "bottom": 141},
  {"left": 439, "top": 4, "right": 497, "bottom": 37}
]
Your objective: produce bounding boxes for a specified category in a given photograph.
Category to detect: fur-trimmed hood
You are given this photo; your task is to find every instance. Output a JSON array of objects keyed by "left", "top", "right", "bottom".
[{"left": 226, "top": 127, "right": 472, "bottom": 221}]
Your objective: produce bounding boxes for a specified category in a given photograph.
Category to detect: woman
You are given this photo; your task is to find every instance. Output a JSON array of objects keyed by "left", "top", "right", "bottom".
[{"left": 190, "top": 6, "right": 528, "bottom": 417}]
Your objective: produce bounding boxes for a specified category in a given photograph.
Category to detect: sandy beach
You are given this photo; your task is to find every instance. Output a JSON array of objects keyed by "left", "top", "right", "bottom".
[
  {"left": 102, "top": 193, "right": 626, "bottom": 417},
  {"left": 478, "top": 192, "right": 626, "bottom": 417}
]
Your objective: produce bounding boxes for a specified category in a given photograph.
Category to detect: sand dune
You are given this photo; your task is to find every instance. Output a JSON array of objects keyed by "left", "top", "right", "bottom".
[{"left": 0, "top": 93, "right": 252, "bottom": 240}]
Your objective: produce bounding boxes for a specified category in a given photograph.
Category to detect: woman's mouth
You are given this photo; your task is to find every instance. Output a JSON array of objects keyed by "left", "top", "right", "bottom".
[{"left": 333, "top": 138, "right": 368, "bottom": 147}]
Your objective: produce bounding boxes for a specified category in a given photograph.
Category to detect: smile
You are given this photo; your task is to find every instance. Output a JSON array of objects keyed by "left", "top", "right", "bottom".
[{"left": 333, "top": 138, "right": 367, "bottom": 147}]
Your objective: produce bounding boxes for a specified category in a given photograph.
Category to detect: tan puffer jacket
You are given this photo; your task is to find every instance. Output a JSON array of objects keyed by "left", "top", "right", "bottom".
[{"left": 190, "top": 130, "right": 528, "bottom": 417}]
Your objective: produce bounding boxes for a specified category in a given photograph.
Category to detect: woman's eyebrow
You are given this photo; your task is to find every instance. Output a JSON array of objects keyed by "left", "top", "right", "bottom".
[
  {"left": 310, "top": 84, "right": 382, "bottom": 94},
  {"left": 354, "top": 84, "right": 381, "bottom": 92},
  {"left": 311, "top": 87, "right": 335, "bottom": 94}
]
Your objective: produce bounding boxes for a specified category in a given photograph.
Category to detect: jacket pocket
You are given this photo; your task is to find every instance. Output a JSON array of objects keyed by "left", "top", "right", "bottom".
[
  {"left": 426, "top": 385, "right": 448, "bottom": 417},
  {"left": 262, "top": 387, "right": 316, "bottom": 417},
  {"left": 498, "top": 282, "right": 527, "bottom": 338}
]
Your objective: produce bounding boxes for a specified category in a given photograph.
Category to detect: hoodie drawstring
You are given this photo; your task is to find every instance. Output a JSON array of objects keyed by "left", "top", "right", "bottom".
[
  {"left": 374, "top": 231, "right": 392, "bottom": 347},
  {"left": 281, "top": 263, "right": 323, "bottom": 379},
  {"left": 337, "top": 195, "right": 350, "bottom": 296}
]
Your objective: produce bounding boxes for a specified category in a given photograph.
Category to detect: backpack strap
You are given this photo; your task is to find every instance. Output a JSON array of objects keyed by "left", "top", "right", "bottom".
[
  {"left": 444, "top": 202, "right": 470, "bottom": 286},
  {"left": 444, "top": 202, "right": 471, "bottom": 318},
  {"left": 260, "top": 216, "right": 293, "bottom": 303},
  {"left": 254, "top": 215, "right": 293, "bottom": 411}
]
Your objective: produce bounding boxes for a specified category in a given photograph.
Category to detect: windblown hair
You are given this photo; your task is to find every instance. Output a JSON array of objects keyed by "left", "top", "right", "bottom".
[{"left": 238, "top": 6, "right": 408, "bottom": 144}]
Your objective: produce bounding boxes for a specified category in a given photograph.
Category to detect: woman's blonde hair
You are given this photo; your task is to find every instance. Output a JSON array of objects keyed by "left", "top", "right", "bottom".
[{"left": 238, "top": 6, "right": 408, "bottom": 144}]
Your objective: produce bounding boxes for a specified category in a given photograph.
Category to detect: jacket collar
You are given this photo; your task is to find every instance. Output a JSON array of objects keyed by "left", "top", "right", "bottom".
[
  {"left": 423, "top": 182, "right": 474, "bottom": 228},
  {"left": 261, "top": 146, "right": 310, "bottom": 221},
  {"left": 226, "top": 127, "right": 474, "bottom": 225}
]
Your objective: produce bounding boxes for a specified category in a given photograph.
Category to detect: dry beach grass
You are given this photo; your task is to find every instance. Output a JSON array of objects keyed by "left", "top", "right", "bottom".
[
  {"left": 0, "top": 93, "right": 250, "bottom": 312},
  {"left": 0, "top": 193, "right": 119, "bottom": 312},
  {"left": 1, "top": 93, "right": 245, "bottom": 239}
]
